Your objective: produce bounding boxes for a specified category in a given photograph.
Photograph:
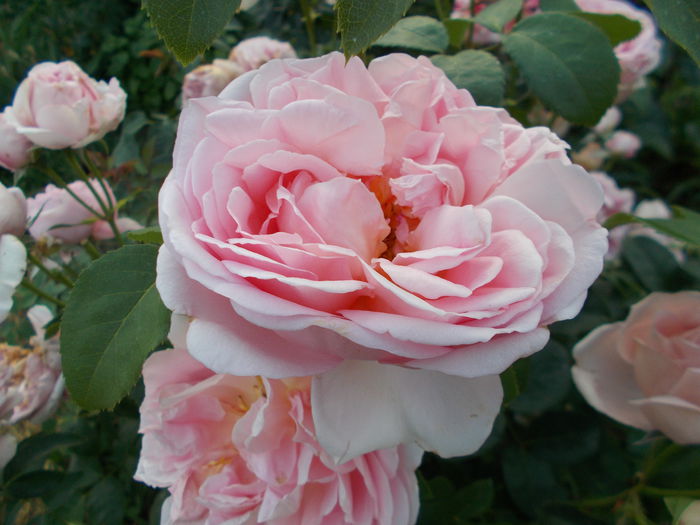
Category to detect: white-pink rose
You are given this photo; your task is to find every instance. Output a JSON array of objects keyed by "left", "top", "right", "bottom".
[
  {"left": 593, "top": 106, "right": 622, "bottom": 135},
  {"left": 182, "top": 60, "right": 244, "bottom": 103},
  {"left": 27, "top": 179, "right": 140, "bottom": 244},
  {"left": 6, "top": 61, "right": 126, "bottom": 149},
  {"left": 591, "top": 172, "right": 634, "bottom": 258},
  {"left": 0, "top": 305, "right": 64, "bottom": 425},
  {"left": 574, "top": 0, "right": 662, "bottom": 100},
  {"left": 0, "top": 183, "right": 27, "bottom": 237},
  {"left": 605, "top": 130, "right": 642, "bottom": 158},
  {"left": 0, "top": 109, "right": 32, "bottom": 172},
  {"left": 135, "top": 347, "right": 422, "bottom": 525},
  {"left": 228, "top": 36, "right": 297, "bottom": 72},
  {"left": 573, "top": 292, "right": 700, "bottom": 444},
  {"left": 0, "top": 234, "right": 26, "bottom": 324},
  {"left": 157, "top": 52, "right": 607, "bottom": 459}
]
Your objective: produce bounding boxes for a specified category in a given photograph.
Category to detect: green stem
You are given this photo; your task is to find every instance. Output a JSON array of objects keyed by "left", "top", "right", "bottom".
[
  {"left": 65, "top": 150, "right": 111, "bottom": 218},
  {"left": 27, "top": 253, "right": 74, "bottom": 288},
  {"left": 38, "top": 166, "right": 103, "bottom": 218},
  {"left": 21, "top": 279, "right": 66, "bottom": 308},
  {"left": 83, "top": 240, "right": 102, "bottom": 260},
  {"left": 644, "top": 442, "right": 681, "bottom": 479},
  {"left": 300, "top": 0, "right": 317, "bottom": 56},
  {"left": 434, "top": 0, "right": 446, "bottom": 20},
  {"left": 640, "top": 486, "right": 700, "bottom": 498}
]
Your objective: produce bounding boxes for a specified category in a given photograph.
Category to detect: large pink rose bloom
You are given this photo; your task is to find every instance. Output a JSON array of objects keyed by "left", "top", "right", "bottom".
[
  {"left": 573, "top": 292, "right": 700, "bottom": 444},
  {"left": 6, "top": 61, "right": 126, "bottom": 149},
  {"left": 574, "top": 0, "right": 661, "bottom": 100},
  {"left": 27, "top": 180, "right": 140, "bottom": 244},
  {"left": 135, "top": 347, "right": 422, "bottom": 525},
  {"left": 158, "top": 52, "right": 607, "bottom": 459}
]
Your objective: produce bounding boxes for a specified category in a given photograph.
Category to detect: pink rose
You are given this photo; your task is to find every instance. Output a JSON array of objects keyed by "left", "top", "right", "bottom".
[
  {"left": 605, "top": 130, "right": 641, "bottom": 158},
  {"left": 228, "top": 36, "right": 297, "bottom": 72},
  {"left": 0, "top": 305, "right": 64, "bottom": 425},
  {"left": 451, "top": 0, "right": 540, "bottom": 45},
  {"left": 182, "top": 60, "right": 244, "bottom": 103},
  {"left": 574, "top": 0, "right": 662, "bottom": 100},
  {"left": 0, "top": 109, "right": 32, "bottom": 172},
  {"left": 135, "top": 347, "right": 422, "bottom": 525},
  {"left": 591, "top": 172, "right": 634, "bottom": 258},
  {"left": 27, "top": 179, "right": 140, "bottom": 244},
  {"left": 0, "top": 183, "right": 27, "bottom": 237},
  {"left": 0, "top": 234, "right": 26, "bottom": 323},
  {"left": 157, "top": 52, "right": 607, "bottom": 459},
  {"left": 573, "top": 292, "right": 700, "bottom": 444},
  {"left": 6, "top": 61, "right": 126, "bottom": 149},
  {"left": 593, "top": 106, "right": 622, "bottom": 135}
]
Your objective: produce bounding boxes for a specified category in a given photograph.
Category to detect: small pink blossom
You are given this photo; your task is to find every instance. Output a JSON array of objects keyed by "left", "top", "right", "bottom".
[
  {"left": 0, "top": 305, "right": 64, "bottom": 425},
  {"left": 593, "top": 106, "right": 622, "bottom": 135},
  {"left": 6, "top": 61, "right": 126, "bottom": 149},
  {"left": 182, "top": 60, "right": 244, "bottom": 103},
  {"left": 591, "top": 172, "right": 634, "bottom": 258},
  {"left": 573, "top": 292, "right": 700, "bottom": 444},
  {"left": 605, "top": 130, "right": 642, "bottom": 158},
  {"left": 228, "top": 36, "right": 297, "bottom": 72},
  {"left": 135, "top": 347, "right": 422, "bottom": 525},
  {"left": 26, "top": 180, "right": 140, "bottom": 244},
  {"left": 0, "top": 109, "right": 32, "bottom": 172},
  {"left": 0, "top": 183, "right": 27, "bottom": 237}
]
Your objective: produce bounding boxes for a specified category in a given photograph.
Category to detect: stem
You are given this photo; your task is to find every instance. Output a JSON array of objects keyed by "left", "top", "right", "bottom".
[
  {"left": 65, "top": 150, "right": 111, "bottom": 218},
  {"left": 640, "top": 486, "right": 700, "bottom": 498},
  {"left": 83, "top": 240, "right": 102, "bottom": 260},
  {"left": 21, "top": 279, "right": 66, "bottom": 308},
  {"left": 300, "top": 0, "right": 317, "bottom": 56},
  {"left": 434, "top": 0, "right": 446, "bottom": 20},
  {"left": 27, "top": 253, "right": 74, "bottom": 288},
  {"left": 38, "top": 166, "right": 103, "bottom": 218},
  {"left": 644, "top": 442, "right": 681, "bottom": 479}
]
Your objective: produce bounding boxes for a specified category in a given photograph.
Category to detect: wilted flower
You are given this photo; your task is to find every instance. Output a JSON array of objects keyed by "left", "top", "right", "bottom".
[
  {"left": 0, "top": 109, "right": 32, "bottom": 172},
  {"left": 182, "top": 60, "right": 244, "bottom": 103},
  {"left": 6, "top": 61, "right": 126, "bottom": 149},
  {"left": 0, "top": 305, "right": 64, "bottom": 425}
]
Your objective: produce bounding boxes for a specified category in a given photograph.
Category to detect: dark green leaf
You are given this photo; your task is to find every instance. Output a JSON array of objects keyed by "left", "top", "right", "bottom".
[
  {"left": 142, "top": 0, "right": 242, "bottom": 64},
  {"left": 443, "top": 18, "right": 472, "bottom": 48},
  {"left": 87, "top": 477, "right": 126, "bottom": 525},
  {"left": 6, "top": 471, "right": 82, "bottom": 499},
  {"left": 665, "top": 497, "right": 695, "bottom": 523},
  {"left": 127, "top": 226, "right": 164, "bottom": 245},
  {"left": 502, "top": 447, "right": 567, "bottom": 516},
  {"left": 474, "top": 0, "right": 523, "bottom": 33},
  {"left": 61, "top": 244, "right": 171, "bottom": 410},
  {"left": 607, "top": 207, "right": 700, "bottom": 246},
  {"left": 644, "top": 0, "right": 700, "bottom": 67},
  {"left": 621, "top": 236, "right": 684, "bottom": 292},
  {"left": 503, "top": 13, "right": 620, "bottom": 125},
  {"left": 431, "top": 50, "right": 505, "bottom": 106},
  {"left": 572, "top": 13, "right": 642, "bottom": 47},
  {"left": 375, "top": 16, "right": 448, "bottom": 53},
  {"left": 457, "top": 479, "right": 494, "bottom": 518},
  {"left": 539, "top": 0, "right": 580, "bottom": 10},
  {"left": 337, "top": 0, "right": 416, "bottom": 57},
  {"left": 649, "top": 445, "right": 700, "bottom": 489},
  {"left": 3, "top": 433, "right": 83, "bottom": 482},
  {"left": 530, "top": 412, "right": 600, "bottom": 465}
]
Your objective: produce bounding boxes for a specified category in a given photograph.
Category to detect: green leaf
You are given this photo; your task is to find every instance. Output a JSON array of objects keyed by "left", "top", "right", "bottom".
[
  {"left": 503, "top": 13, "right": 620, "bottom": 125},
  {"left": 530, "top": 412, "right": 600, "bottom": 465},
  {"left": 431, "top": 50, "right": 505, "bottom": 106},
  {"left": 665, "top": 497, "right": 696, "bottom": 524},
  {"left": 87, "top": 478, "right": 126, "bottom": 525},
  {"left": 3, "top": 433, "right": 83, "bottom": 483},
  {"left": 127, "top": 226, "right": 164, "bottom": 245},
  {"left": 457, "top": 479, "right": 494, "bottom": 518},
  {"left": 142, "top": 0, "right": 242, "bottom": 64},
  {"left": 621, "top": 236, "right": 685, "bottom": 292},
  {"left": 572, "top": 13, "right": 642, "bottom": 46},
  {"left": 6, "top": 471, "right": 83, "bottom": 499},
  {"left": 502, "top": 447, "right": 566, "bottom": 516},
  {"left": 337, "top": 0, "right": 416, "bottom": 57},
  {"left": 61, "top": 244, "right": 171, "bottom": 410},
  {"left": 374, "top": 16, "right": 448, "bottom": 53},
  {"left": 539, "top": 0, "right": 580, "bottom": 10},
  {"left": 606, "top": 207, "right": 700, "bottom": 246},
  {"left": 443, "top": 18, "right": 472, "bottom": 48},
  {"left": 643, "top": 0, "right": 700, "bottom": 67},
  {"left": 473, "top": 0, "right": 523, "bottom": 33}
]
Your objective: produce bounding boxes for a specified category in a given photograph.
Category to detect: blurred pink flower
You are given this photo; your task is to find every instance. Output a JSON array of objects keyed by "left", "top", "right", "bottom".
[
  {"left": 135, "top": 347, "right": 422, "bottom": 525},
  {"left": 228, "top": 36, "right": 297, "bottom": 72},
  {"left": 591, "top": 172, "right": 634, "bottom": 258},
  {"left": 573, "top": 292, "right": 700, "bottom": 444},
  {"left": 605, "top": 130, "right": 641, "bottom": 158},
  {"left": 0, "top": 109, "right": 32, "bottom": 172},
  {"left": 0, "top": 183, "right": 27, "bottom": 237},
  {"left": 593, "top": 106, "right": 622, "bottom": 135},
  {"left": 0, "top": 305, "right": 64, "bottom": 425},
  {"left": 27, "top": 180, "right": 140, "bottom": 244},
  {"left": 6, "top": 61, "right": 126, "bottom": 149},
  {"left": 182, "top": 60, "right": 244, "bottom": 103},
  {"left": 0, "top": 234, "right": 26, "bottom": 324},
  {"left": 157, "top": 52, "right": 607, "bottom": 459}
]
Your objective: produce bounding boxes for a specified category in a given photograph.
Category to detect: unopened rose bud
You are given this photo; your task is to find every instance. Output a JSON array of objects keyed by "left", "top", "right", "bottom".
[
  {"left": 0, "top": 183, "right": 27, "bottom": 236},
  {"left": 594, "top": 106, "right": 622, "bottom": 135},
  {"left": 182, "top": 60, "right": 243, "bottom": 103},
  {"left": 605, "top": 130, "right": 642, "bottom": 158}
]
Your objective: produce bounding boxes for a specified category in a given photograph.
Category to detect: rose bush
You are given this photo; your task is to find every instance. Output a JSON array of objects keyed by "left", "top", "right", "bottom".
[
  {"left": 573, "top": 292, "right": 700, "bottom": 444},
  {"left": 157, "top": 52, "right": 608, "bottom": 459},
  {"left": 135, "top": 345, "right": 422, "bottom": 525},
  {"left": 5, "top": 61, "right": 126, "bottom": 149}
]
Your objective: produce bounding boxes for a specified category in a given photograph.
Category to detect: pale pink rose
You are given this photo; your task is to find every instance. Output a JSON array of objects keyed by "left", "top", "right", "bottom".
[
  {"left": 605, "top": 130, "right": 641, "bottom": 158},
  {"left": 0, "top": 305, "right": 64, "bottom": 425},
  {"left": 182, "top": 60, "right": 244, "bottom": 103},
  {"left": 591, "top": 172, "right": 634, "bottom": 258},
  {"left": 228, "top": 36, "right": 297, "bottom": 72},
  {"left": 574, "top": 0, "right": 662, "bottom": 100},
  {"left": 0, "top": 234, "right": 26, "bottom": 324},
  {"left": 27, "top": 180, "right": 139, "bottom": 244},
  {"left": 573, "top": 292, "right": 700, "bottom": 444},
  {"left": 451, "top": 0, "right": 540, "bottom": 45},
  {"left": 679, "top": 501, "right": 700, "bottom": 525},
  {"left": 135, "top": 348, "right": 422, "bottom": 525},
  {"left": 6, "top": 61, "right": 126, "bottom": 149},
  {"left": 593, "top": 106, "right": 622, "bottom": 135},
  {"left": 572, "top": 142, "right": 608, "bottom": 171},
  {"left": 157, "top": 52, "right": 607, "bottom": 459},
  {"left": 0, "top": 109, "right": 32, "bottom": 172},
  {"left": 0, "top": 183, "right": 27, "bottom": 237}
]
